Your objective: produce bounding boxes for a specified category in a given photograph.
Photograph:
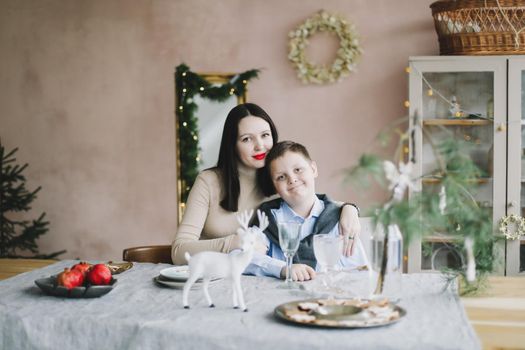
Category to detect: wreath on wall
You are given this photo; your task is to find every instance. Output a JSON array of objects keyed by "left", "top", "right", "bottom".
[
  {"left": 175, "top": 64, "right": 259, "bottom": 202},
  {"left": 288, "top": 10, "right": 362, "bottom": 84}
]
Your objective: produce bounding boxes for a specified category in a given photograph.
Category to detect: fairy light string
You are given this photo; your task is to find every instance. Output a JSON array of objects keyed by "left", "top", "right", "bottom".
[{"left": 409, "top": 65, "right": 524, "bottom": 129}]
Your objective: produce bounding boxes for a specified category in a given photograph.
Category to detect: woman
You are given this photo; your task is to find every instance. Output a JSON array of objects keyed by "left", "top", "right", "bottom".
[{"left": 171, "top": 103, "right": 359, "bottom": 265}]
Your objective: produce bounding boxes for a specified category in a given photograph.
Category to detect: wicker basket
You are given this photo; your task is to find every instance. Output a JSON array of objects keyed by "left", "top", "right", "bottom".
[{"left": 431, "top": 0, "right": 525, "bottom": 55}]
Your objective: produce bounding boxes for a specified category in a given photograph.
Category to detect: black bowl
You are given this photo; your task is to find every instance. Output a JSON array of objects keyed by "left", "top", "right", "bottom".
[{"left": 35, "top": 276, "right": 117, "bottom": 298}]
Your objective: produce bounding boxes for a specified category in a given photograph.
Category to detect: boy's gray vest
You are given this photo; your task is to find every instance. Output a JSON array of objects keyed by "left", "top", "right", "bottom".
[{"left": 253, "top": 194, "right": 342, "bottom": 268}]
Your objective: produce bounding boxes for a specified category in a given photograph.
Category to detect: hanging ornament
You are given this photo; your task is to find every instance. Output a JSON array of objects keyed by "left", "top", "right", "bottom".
[
  {"left": 464, "top": 237, "right": 476, "bottom": 282},
  {"left": 498, "top": 214, "right": 525, "bottom": 240},
  {"left": 383, "top": 161, "right": 418, "bottom": 202},
  {"left": 439, "top": 185, "right": 447, "bottom": 215}
]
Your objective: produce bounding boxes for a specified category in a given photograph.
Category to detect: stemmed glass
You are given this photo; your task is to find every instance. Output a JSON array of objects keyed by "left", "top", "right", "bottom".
[
  {"left": 277, "top": 222, "right": 301, "bottom": 289},
  {"left": 313, "top": 234, "right": 343, "bottom": 293}
]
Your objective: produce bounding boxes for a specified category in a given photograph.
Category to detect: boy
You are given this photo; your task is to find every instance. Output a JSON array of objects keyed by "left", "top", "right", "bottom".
[{"left": 245, "top": 141, "right": 368, "bottom": 280}]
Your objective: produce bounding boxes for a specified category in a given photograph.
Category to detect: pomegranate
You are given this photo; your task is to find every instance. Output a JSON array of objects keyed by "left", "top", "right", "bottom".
[
  {"left": 87, "top": 264, "right": 112, "bottom": 285},
  {"left": 71, "top": 261, "right": 92, "bottom": 277},
  {"left": 57, "top": 268, "right": 84, "bottom": 289}
]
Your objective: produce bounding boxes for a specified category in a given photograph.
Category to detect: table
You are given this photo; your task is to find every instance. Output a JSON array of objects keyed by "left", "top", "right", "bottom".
[
  {"left": 0, "top": 259, "right": 56, "bottom": 280},
  {"left": 462, "top": 276, "right": 525, "bottom": 350},
  {"left": 0, "top": 260, "right": 479, "bottom": 350}
]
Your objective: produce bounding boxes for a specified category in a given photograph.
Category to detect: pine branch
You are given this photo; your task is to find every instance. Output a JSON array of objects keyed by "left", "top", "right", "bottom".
[{"left": 0, "top": 141, "right": 65, "bottom": 258}]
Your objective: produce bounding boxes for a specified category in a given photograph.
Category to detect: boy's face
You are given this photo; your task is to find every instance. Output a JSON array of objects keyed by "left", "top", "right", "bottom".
[{"left": 269, "top": 151, "right": 318, "bottom": 208}]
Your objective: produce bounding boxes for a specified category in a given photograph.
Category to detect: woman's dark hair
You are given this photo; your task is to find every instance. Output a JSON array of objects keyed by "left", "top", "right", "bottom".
[
  {"left": 260, "top": 141, "right": 312, "bottom": 197},
  {"left": 216, "top": 103, "right": 278, "bottom": 212}
]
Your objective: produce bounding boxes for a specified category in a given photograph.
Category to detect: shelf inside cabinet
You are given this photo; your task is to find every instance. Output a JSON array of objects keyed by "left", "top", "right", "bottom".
[
  {"left": 422, "top": 176, "right": 491, "bottom": 185},
  {"left": 424, "top": 235, "right": 456, "bottom": 243},
  {"left": 422, "top": 119, "right": 492, "bottom": 126}
]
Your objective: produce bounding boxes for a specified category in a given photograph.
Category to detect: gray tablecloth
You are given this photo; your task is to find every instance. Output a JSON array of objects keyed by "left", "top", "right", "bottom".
[{"left": 0, "top": 260, "right": 480, "bottom": 350}]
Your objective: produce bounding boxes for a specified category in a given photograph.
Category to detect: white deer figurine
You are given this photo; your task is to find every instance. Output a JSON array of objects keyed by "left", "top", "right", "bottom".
[{"left": 182, "top": 209, "right": 268, "bottom": 311}]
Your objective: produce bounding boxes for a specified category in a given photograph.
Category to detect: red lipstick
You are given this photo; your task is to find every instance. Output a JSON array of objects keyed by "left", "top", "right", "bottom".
[{"left": 253, "top": 153, "right": 266, "bottom": 160}]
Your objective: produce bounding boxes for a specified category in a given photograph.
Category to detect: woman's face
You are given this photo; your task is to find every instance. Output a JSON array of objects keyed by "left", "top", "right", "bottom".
[{"left": 236, "top": 116, "right": 273, "bottom": 169}]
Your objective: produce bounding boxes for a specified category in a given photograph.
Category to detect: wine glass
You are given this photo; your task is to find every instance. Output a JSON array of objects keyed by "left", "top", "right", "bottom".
[
  {"left": 277, "top": 222, "right": 301, "bottom": 288},
  {"left": 313, "top": 234, "right": 343, "bottom": 292}
]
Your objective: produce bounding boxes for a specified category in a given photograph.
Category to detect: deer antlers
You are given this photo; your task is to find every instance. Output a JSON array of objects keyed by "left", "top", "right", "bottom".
[
  {"left": 256, "top": 210, "right": 269, "bottom": 232},
  {"left": 236, "top": 209, "right": 269, "bottom": 234}
]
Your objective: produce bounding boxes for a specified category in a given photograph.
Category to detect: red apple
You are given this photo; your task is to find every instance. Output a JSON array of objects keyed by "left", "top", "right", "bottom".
[
  {"left": 87, "top": 264, "right": 112, "bottom": 285},
  {"left": 71, "top": 261, "right": 92, "bottom": 277},
  {"left": 57, "top": 268, "right": 84, "bottom": 289}
]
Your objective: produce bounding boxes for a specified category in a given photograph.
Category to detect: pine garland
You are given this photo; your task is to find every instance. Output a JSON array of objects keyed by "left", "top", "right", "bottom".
[
  {"left": 175, "top": 64, "right": 260, "bottom": 202},
  {"left": 0, "top": 140, "right": 65, "bottom": 258}
]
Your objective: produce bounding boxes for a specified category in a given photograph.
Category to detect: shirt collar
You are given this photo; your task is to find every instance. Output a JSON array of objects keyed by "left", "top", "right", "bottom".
[{"left": 281, "top": 196, "right": 324, "bottom": 222}]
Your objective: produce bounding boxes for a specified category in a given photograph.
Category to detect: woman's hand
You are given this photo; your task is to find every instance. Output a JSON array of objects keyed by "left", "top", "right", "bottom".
[
  {"left": 280, "top": 264, "right": 316, "bottom": 281},
  {"left": 339, "top": 204, "right": 361, "bottom": 257}
]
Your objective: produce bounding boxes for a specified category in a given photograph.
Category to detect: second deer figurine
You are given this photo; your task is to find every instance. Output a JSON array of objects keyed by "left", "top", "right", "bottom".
[{"left": 182, "top": 209, "right": 268, "bottom": 311}]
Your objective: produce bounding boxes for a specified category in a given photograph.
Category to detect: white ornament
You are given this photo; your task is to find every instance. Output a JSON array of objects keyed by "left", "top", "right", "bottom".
[
  {"left": 439, "top": 186, "right": 447, "bottom": 215},
  {"left": 449, "top": 95, "right": 462, "bottom": 118},
  {"left": 464, "top": 237, "right": 476, "bottom": 283},
  {"left": 182, "top": 209, "right": 269, "bottom": 311},
  {"left": 383, "top": 161, "right": 418, "bottom": 202}
]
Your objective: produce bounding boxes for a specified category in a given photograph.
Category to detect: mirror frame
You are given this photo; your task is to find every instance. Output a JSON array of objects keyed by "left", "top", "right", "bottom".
[{"left": 175, "top": 70, "right": 250, "bottom": 222}]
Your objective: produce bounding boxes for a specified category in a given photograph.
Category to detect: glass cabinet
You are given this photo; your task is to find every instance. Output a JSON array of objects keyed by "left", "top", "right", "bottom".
[
  {"left": 507, "top": 58, "right": 525, "bottom": 275},
  {"left": 407, "top": 56, "right": 525, "bottom": 276}
]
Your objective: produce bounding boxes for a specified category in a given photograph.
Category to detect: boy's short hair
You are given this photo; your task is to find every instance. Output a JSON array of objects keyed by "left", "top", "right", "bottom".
[{"left": 260, "top": 141, "right": 312, "bottom": 196}]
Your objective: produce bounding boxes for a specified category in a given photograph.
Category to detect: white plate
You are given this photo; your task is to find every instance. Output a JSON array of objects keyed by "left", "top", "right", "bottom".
[
  {"left": 159, "top": 266, "right": 190, "bottom": 281},
  {"left": 154, "top": 276, "right": 220, "bottom": 290}
]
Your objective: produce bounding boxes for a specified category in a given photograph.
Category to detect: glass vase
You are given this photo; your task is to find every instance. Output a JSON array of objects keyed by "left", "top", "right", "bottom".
[{"left": 370, "top": 224, "right": 403, "bottom": 301}]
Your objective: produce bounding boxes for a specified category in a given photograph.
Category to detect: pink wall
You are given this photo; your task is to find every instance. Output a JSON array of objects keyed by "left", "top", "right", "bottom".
[{"left": 0, "top": 0, "right": 437, "bottom": 260}]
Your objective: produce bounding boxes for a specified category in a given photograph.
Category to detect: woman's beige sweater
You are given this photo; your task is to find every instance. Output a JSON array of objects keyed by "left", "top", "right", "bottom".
[{"left": 171, "top": 167, "right": 268, "bottom": 265}]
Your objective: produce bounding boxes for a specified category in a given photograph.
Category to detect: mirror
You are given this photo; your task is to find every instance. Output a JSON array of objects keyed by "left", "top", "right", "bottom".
[
  {"left": 192, "top": 81, "right": 239, "bottom": 172},
  {"left": 174, "top": 65, "right": 259, "bottom": 222}
]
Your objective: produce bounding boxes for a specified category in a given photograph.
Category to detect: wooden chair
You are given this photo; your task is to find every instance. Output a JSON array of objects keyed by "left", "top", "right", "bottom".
[{"left": 122, "top": 245, "right": 173, "bottom": 264}]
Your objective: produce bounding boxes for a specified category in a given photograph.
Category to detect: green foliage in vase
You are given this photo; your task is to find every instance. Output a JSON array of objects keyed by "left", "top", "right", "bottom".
[
  {"left": 346, "top": 118, "right": 496, "bottom": 286},
  {"left": 0, "top": 140, "right": 65, "bottom": 258}
]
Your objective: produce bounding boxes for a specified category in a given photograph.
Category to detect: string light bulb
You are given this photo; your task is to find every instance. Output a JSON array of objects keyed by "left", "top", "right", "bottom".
[
  {"left": 182, "top": 72, "right": 187, "bottom": 77},
  {"left": 405, "top": 67, "right": 411, "bottom": 73},
  {"left": 199, "top": 87, "right": 204, "bottom": 91},
  {"left": 179, "top": 106, "right": 183, "bottom": 111},
  {"left": 193, "top": 135, "right": 198, "bottom": 141},
  {"left": 182, "top": 88, "right": 187, "bottom": 93},
  {"left": 404, "top": 100, "right": 410, "bottom": 108},
  {"left": 427, "top": 89, "right": 433, "bottom": 96},
  {"left": 183, "top": 122, "right": 187, "bottom": 127},
  {"left": 242, "top": 80, "right": 247, "bottom": 84}
]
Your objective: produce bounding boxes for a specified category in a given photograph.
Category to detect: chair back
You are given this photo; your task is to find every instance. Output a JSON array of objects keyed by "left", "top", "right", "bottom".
[{"left": 122, "top": 245, "right": 172, "bottom": 264}]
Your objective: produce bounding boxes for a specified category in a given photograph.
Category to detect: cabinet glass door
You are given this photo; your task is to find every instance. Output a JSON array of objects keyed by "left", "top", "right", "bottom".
[
  {"left": 408, "top": 57, "right": 507, "bottom": 274},
  {"left": 507, "top": 58, "right": 525, "bottom": 275}
]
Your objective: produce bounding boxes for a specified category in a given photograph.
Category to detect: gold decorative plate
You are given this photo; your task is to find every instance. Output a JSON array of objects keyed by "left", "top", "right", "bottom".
[
  {"left": 106, "top": 261, "right": 133, "bottom": 274},
  {"left": 274, "top": 298, "right": 406, "bottom": 328}
]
